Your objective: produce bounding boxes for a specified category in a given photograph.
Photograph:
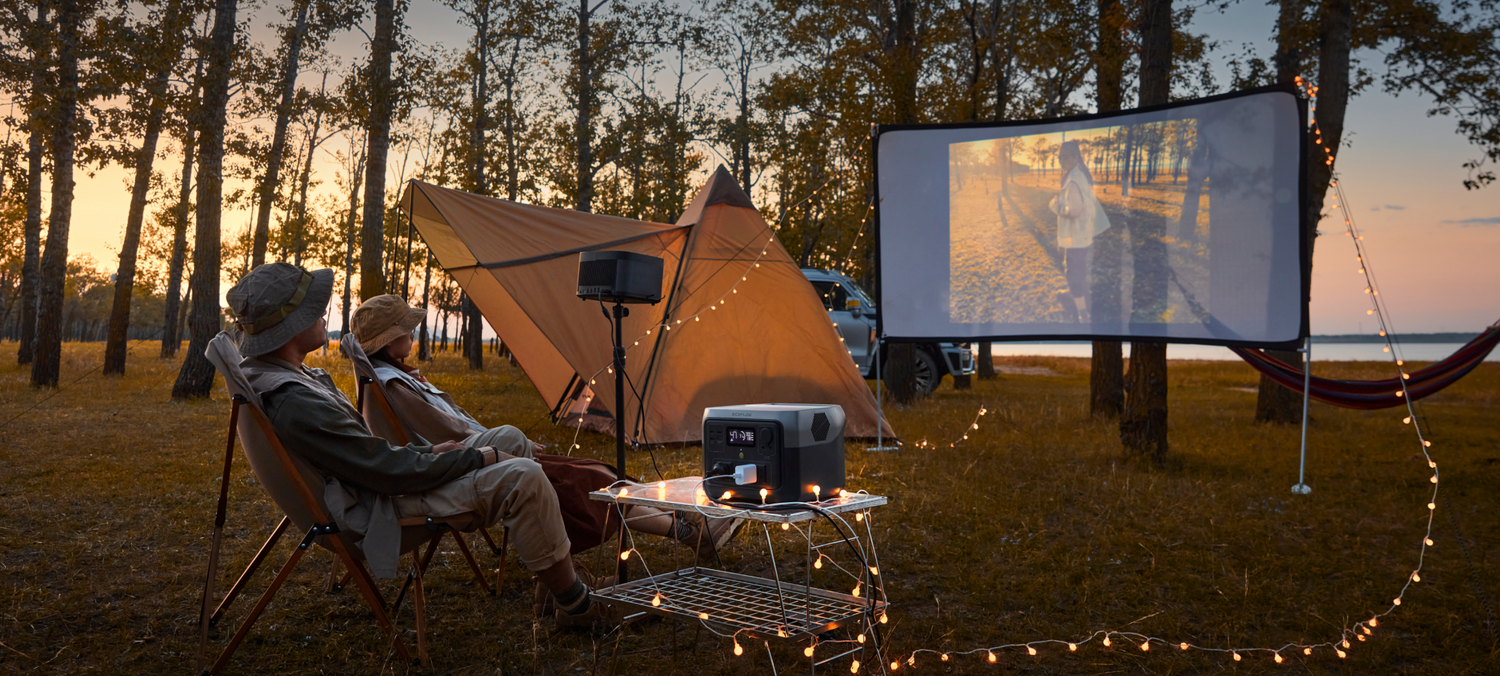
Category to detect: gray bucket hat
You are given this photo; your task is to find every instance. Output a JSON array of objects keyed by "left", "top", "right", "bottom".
[{"left": 226, "top": 262, "right": 335, "bottom": 357}]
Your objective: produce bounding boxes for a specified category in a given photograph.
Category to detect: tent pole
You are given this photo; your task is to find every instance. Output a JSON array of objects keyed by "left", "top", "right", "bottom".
[
  {"left": 1293, "top": 335, "right": 1312, "bottom": 495},
  {"left": 868, "top": 335, "right": 897, "bottom": 451}
]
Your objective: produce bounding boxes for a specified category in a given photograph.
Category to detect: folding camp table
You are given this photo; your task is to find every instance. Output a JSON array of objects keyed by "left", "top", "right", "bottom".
[{"left": 589, "top": 478, "right": 889, "bottom": 673}]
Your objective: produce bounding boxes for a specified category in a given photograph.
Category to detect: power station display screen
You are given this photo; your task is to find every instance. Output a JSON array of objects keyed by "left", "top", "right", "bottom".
[{"left": 727, "top": 427, "right": 757, "bottom": 447}]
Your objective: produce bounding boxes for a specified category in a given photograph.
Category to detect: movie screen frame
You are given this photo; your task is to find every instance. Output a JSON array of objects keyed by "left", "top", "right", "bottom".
[{"left": 873, "top": 85, "right": 1309, "bottom": 349}]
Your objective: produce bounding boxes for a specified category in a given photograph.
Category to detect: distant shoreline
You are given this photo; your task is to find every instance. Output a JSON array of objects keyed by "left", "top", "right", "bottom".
[{"left": 1312, "top": 332, "right": 1481, "bottom": 344}]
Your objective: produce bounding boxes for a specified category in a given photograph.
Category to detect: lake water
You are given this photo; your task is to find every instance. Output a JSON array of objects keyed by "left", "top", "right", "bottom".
[{"left": 985, "top": 342, "right": 1496, "bottom": 363}]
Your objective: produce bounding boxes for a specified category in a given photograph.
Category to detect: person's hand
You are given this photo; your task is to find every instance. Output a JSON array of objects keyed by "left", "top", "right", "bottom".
[
  {"left": 531, "top": 441, "right": 544, "bottom": 455},
  {"left": 431, "top": 440, "right": 464, "bottom": 455}
]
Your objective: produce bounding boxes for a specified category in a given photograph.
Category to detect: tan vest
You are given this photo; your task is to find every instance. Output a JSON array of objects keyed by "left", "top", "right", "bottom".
[{"left": 241, "top": 358, "right": 405, "bottom": 578}]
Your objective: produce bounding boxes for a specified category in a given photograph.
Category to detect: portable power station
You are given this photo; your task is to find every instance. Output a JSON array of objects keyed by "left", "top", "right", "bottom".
[{"left": 702, "top": 404, "right": 846, "bottom": 504}]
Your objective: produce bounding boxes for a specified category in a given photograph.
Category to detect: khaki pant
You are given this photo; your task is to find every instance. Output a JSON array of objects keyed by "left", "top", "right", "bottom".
[
  {"left": 464, "top": 425, "right": 535, "bottom": 459},
  {"left": 393, "top": 428, "right": 570, "bottom": 573}
]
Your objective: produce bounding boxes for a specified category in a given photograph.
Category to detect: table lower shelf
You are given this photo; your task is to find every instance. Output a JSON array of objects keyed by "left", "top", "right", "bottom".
[{"left": 590, "top": 567, "right": 885, "bottom": 641}]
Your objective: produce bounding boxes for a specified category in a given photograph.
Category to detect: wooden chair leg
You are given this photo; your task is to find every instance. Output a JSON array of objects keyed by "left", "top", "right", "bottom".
[
  {"left": 326, "top": 551, "right": 343, "bottom": 593},
  {"left": 450, "top": 530, "right": 492, "bottom": 596},
  {"left": 327, "top": 536, "right": 411, "bottom": 665},
  {"left": 496, "top": 527, "right": 509, "bottom": 595},
  {"left": 394, "top": 536, "right": 442, "bottom": 614},
  {"left": 210, "top": 516, "right": 291, "bottom": 627},
  {"left": 209, "top": 535, "right": 313, "bottom": 674},
  {"left": 411, "top": 548, "right": 430, "bottom": 668}
]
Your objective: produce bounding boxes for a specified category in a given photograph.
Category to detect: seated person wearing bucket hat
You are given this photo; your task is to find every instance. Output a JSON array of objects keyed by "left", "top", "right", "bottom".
[
  {"left": 227, "top": 263, "right": 615, "bottom": 629},
  {"left": 351, "top": 295, "right": 742, "bottom": 594}
]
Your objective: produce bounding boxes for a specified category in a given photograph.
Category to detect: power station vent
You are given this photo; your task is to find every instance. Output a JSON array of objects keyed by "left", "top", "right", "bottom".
[{"left": 810, "top": 412, "right": 831, "bottom": 442}]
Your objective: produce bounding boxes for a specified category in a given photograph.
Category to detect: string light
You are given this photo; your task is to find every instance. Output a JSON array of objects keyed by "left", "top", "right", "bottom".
[{"left": 888, "top": 91, "right": 1450, "bottom": 669}]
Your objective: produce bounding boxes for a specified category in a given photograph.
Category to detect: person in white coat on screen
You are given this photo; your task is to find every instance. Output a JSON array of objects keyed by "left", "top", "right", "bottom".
[{"left": 1048, "top": 140, "right": 1111, "bottom": 323}]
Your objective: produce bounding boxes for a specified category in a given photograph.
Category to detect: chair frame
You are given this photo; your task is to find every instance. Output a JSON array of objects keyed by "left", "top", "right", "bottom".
[
  {"left": 197, "top": 334, "right": 494, "bottom": 672},
  {"left": 196, "top": 394, "right": 411, "bottom": 674}
]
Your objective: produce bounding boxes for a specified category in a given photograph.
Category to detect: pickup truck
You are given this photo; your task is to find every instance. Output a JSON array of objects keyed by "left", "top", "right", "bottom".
[{"left": 803, "top": 268, "right": 975, "bottom": 395}]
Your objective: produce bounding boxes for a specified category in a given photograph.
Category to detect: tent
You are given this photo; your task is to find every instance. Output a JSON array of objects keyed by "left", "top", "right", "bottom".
[{"left": 401, "top": 167, "right": 895, "bottom": 445}]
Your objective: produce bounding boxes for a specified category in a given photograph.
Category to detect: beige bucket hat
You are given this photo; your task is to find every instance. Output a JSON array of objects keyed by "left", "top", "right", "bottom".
[
  {"left": 225, "top": 263, "right": 334, "bottom": 357},
  {"left": 352, "top": 294, "right": 426, "bottom": 355}
]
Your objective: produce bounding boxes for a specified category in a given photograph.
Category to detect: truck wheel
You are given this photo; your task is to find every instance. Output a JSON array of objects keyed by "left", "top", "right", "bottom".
[{"left": 913, "top": 349, "right": 941, "bottom": 395}]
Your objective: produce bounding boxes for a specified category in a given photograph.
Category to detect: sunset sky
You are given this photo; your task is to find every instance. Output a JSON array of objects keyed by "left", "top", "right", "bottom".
[{"left": 46, "top": 0, "right": 1500, "bottom": 338}]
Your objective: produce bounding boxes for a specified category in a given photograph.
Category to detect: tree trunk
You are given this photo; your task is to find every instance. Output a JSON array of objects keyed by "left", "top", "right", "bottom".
[
  {"left": 574, "top": 0, "right": 595, "bottom": 212},
  {"left": 884, "top": 343, "right": 917, "bottom": 404},
  {"left": 105, "top": 0, "right": 189, "bottom": 374},
  {"left": 1090, "top": 0, "right": 1127, "bottom": 417},
  {"left": 1256, "top": 0, "right": 1348, "bottom": 424},
  {"left": 31, "top": 0, "right": 83, "bottom": 388},
  {"left": 977, "top": 341, "right": 996, "bottom": 378},
  {"left": 1120, "top": 0, "right": 1172, "bottom": 461},
  {"left": 465, "top": 295, "right": 483, "bottom": 370},
  {"left": 881, "top": 0, "right": 923, "bottom": 402},
  {"left": 172, "top": 0, "right": 239, "bottom": 399},
  {"left": 340, "top": 141, "right": 365, "bottom": 336},
  {"left": 418, "top": 252, "right": 431, "bottom": 361},
  {"left": 161, "top": 114, "right": 198, "bottom": 359},
  {"left": 17, "top": 1, "right": 49, "bottom": 366},
  {"left": 250, "top": 0, "right": 310, "bottom": 268},
  {"left": 360, "top": 0, "right": 397, "bottom": 301},
  {"left": 291, "top": 87, "right": 323, "bottom": 267}
]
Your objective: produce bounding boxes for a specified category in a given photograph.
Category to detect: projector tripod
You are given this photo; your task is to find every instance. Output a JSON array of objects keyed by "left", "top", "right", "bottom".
[{"left": 608, "top": 300, "right": 631, "bottom": 583}]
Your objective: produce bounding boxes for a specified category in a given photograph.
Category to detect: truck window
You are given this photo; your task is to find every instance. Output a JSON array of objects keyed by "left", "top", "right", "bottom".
[{"left": 810, "top": 281, "right": 847, "bottom": 311}]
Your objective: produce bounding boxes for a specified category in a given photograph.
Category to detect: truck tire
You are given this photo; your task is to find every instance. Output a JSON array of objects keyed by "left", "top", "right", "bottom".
[{"left": 913, "top": 348, "right": 942, "bottom": 395}]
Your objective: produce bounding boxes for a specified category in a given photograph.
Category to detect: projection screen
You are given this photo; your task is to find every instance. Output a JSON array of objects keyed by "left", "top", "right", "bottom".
[{"left": 875, "top": 85, "right": 1307, "bottom": 348}]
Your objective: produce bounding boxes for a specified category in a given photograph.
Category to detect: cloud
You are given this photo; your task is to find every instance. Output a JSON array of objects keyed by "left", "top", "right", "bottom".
[
  {"left": 1384, "top": 205, "right": 1405, "bottom": 210},
  {"left": 1442, "top": 216, "right": 1500, "bottom": 226},
  {"left": 1370, "top": 206, "right": 1381, "bottom": 211}
]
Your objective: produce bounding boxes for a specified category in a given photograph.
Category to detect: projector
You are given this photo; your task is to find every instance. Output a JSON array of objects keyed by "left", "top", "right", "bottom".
[
  {"left": 577, "top": 251, "right": 663, "bottom": 304},
  {"left": 703, "top": 404, "right": 845, "bottom": 504}
]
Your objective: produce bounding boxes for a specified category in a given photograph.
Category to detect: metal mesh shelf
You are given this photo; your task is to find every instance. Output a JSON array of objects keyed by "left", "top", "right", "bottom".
[{"left": 591, "top": 568, "right": 885, "bottom": 641}]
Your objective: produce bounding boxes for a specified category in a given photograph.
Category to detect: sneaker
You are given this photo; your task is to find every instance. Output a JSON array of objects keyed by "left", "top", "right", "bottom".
[
  {"left": 674, "top": 513, "right": 746, "bottom": 561},
  {"left": 555, "top": 598, "right": 622, "bottom": 631},
  {"left": 534, "top": 562, "right": 617, "bottom": 618}
]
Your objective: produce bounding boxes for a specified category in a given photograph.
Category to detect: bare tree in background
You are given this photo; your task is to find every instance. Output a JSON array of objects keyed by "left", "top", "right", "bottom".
[
  {"left": 162, "top": 52, "right": 204, "bottom": 359},
  {"left": 103, "top": 0, "right": 193, "bottom": 375},
  {"left": 30, "top": 0, "right": 85, "bottom": 387},
  {"left": 359, "top": 0, "right": 400, "bottom": 301},
  {"left": 1119, "top": 0, "right": 1172, "bottom": 462},
  {"left": 172, "top": 0, "right": 239, "bottom": 399},
  {"left": 250, "top": 0, "right": 311, "bottom": 268},
  {"left": 1089, "top": 0, "right": 1126, "bottom": 416},
  {"left": 15, "top": 1, "right": 49, "bottom": 366}
]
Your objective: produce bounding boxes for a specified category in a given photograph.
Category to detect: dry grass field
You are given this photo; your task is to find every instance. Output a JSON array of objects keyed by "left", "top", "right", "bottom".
[{"left": 1, "top": 340, "right": 1497, "bottom": 675}]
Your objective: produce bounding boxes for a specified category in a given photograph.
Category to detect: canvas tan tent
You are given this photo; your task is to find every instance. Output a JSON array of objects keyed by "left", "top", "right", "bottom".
[{"left": 400, "top": 167, "right": 895, "bottom": 444}]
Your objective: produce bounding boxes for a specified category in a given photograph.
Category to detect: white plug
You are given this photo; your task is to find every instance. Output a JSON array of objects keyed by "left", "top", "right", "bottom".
[{"left": 732, "top": 464, "right": 758, "bottom": 485}]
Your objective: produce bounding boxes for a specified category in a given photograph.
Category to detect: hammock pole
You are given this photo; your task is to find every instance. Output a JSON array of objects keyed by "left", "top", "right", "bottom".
[{"left": 1293, "top": 335, "right": 1313, "bottom": 495}]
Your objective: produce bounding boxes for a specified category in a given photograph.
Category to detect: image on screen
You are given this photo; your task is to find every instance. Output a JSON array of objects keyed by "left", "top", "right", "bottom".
[
  {"left": 948, "top": 121, "right": 1208, "bottom": 326},
  {"left": 877, "top": 87, "right": 1305, "bottom": 347}
]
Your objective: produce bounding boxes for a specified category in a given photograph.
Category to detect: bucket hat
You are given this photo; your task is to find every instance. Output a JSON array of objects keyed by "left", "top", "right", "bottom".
[
  {"left": 352, "top": 294, "right": 426, "bottom": 355},
  {"left": 225, "top": 262, "right": 335, "bottom": 357}
]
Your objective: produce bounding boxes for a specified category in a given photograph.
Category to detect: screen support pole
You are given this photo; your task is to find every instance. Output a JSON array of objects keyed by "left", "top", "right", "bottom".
[
  {"left": 867, "top": 336, "right": 897, "bottom": 451},
  {"left": 1292, "top": 335, "right": 1313, "bottom": 495}
]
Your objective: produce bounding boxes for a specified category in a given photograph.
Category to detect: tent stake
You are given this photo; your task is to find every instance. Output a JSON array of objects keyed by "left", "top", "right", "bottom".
[{"left": 1292, "top": 335, "right": 1312, "bottom": 495}]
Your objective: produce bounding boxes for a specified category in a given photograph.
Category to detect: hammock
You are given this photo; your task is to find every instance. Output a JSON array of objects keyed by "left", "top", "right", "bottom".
[{"left": 1231, "top": 323, "right": 1500, "bottom": 410}]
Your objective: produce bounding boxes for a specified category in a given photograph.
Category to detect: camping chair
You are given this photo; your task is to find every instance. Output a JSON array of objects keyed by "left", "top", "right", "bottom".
[
  {"left": 196, "top": 333, "right": 457, "bottom": 671},
  {"left": 338, "top": 332, "right": 510, "bottom": 600}
]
